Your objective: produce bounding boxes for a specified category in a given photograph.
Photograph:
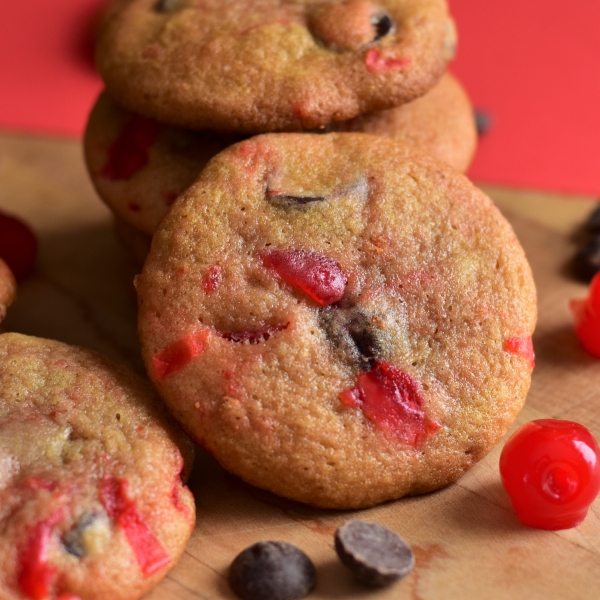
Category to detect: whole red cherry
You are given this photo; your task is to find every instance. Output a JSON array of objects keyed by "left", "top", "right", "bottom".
[
  {"left": 570, "top": 271, "right": 600, "bottom": 357},
  {"left": 500, "top": 419, "right": 600, "bottom": 530}
]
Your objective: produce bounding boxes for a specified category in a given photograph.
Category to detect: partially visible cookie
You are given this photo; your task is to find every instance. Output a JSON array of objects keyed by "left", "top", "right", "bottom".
[
  {"left": 332, "top": 71, "right": 476, "bottom": 173},
  {"left": 85, "top": 74, "right": 474, "bottom": 237},
  {"left": 96, "top": 0, "right": 455, "bottom": 132},
  {"left": 0, "top": 333, "right": 195, "bottom": 600},
  {"left": 136, "top": 133, "right": 536, "bottom": 509},
  {"left": 0, "top": 258, "right": 16, "bottom": 324},
  {"left": 84, "top": 92, "right": 241, "bottom": 235}
]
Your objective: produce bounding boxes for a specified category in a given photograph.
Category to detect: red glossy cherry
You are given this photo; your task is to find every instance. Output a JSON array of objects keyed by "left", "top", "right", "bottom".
[
  {"left": 0, "top": 210, "right": 38, "bottom": 280},
  {"left": 570, "top": 272, "right": 600, "bottom": 357},
  {"left": 500, "top": 419, "right": 600, "bottom": 530},
  {"left": 261, "top": 248, "right": 347, "bottom": 306}
]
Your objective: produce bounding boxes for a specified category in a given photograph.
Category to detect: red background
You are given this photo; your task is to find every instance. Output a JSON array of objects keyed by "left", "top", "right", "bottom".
[{"left": 1, "top": 0, "right": 599, "bottom": 196}]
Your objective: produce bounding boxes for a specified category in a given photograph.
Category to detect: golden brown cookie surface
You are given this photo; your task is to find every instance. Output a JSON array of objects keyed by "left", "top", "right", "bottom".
[
  {"left": 333, "top": 71, "right": 477, "bottom": 173},
  {"left": 136, "top": 133, "right": 536, "bottom": 509},
  {"left": 84, "top": 75, "right": 475, "bottom": 237},
  {"left": 0, "top": 333, "right": 195, "bottom": 600},
  {"left": 96, "top": 0, "right": 455, "bottom": 132}
]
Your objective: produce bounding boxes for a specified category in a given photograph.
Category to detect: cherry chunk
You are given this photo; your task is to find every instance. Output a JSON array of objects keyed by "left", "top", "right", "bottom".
[
  {"left": 340, "top": 361, "right": 439, "bottom": 446},
  {"left": 261, "top": 248, "right": 347, "bottom": 306},
  {"left": 500, "top": 420, "right": 600, "bottom": 530}
]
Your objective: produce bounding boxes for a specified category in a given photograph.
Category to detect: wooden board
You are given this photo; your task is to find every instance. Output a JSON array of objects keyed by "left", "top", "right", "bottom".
[{"left": 1, "top": 132, "right": 599, "bottom": 600}]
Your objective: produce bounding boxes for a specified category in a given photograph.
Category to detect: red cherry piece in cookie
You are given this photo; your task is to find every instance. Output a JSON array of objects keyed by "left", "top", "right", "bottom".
[
  {"left": 503, "top": 336, "right": 535, "bottom": 371},
  {"left": 0, "top": 211, "right": 38, "bottom": 280},
  {"left": 100, "top": 475, "right": 170, "bottom": 576},
  {"left": 570, "top": 272, "right": 600, "bottom": 357},
  {"left": 153, "top": 330, "right": 210, "bottom": 380},
  {"left": 341, "top": 361, "right": 439, "bottom": 446},
  {"left": 365, "top": 48, "right": 410, "bottom": 72},
  {"left": 17, "top": 509, "right": 64, "bottom": 600},
  {"left": 500, "top": 419, "right": 600, "bottom": 530},
  {"left": 118, "top": 503, "right": 171, "bottom": 575},
  {"left": 100, "top": 474, "right": 130, "bottom": 518},
  {"left": 202, "top": 265, "right": 222, "bottom": 293},
  {"left": 261, "top": 249, "right": 347, "bottom": 306},
  {"left": 101, "top": 114, "right": 159, "bottom": 180}
]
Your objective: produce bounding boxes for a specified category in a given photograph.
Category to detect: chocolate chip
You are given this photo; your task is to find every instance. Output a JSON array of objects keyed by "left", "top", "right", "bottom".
[
  {"left": 347, "top": 312, "right": 380, "bottom": 365},
  {"left": 583, "top": 204, "right": 600, "bottom": 232},
  {"left": 474, "top": 110, "right": 493, "bottom": 136},
  {"left": 319, "top": 307, "right": 381, "bottom": 369},
  {"left": 63, "top": 512, "right": 100, "bottom": 557},
  {"left": 229, "top": 541, "right": 316, "bottom": 600},
  {"left": 571, "top": 234, "right": 600, "bottom": 282},
  {"left": 334, "top": 519, "right": 414, "bottom": 587},
  {"left": 267, "top": 190, "right": 326, "bottom": 207},
  {"left": 371, "top": 13, "right": 394, "bottom": 42},
  {"left": 154, "top": 0, "right": 184, "bottom": 13}
]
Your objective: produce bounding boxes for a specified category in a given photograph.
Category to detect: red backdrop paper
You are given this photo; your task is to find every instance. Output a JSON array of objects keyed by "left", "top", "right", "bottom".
[
  {"left": 449, "top": 0, "right": 600, "bottom": 197},
  {"left": 1, "top": 0, "right": 599, "bottom": 195}
]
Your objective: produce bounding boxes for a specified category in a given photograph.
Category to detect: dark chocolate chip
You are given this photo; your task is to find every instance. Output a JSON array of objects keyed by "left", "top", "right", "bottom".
[
  {"left": 62, "top": 512, "right": 100, "bottom": 558},
  {"left": 229, "top": 541, "right": 316, "bottom": 600},
  {"left": 334, "top": 519, "right": 414, "bottom": 587},
  {"left": 474, "top": 110, "right": 493, "bottom": 136},
  {"left": 583, "top": 204, "right": 600, "bottom": 232},
  {"left": 267, "top": 190, "right": 326, "bottom": 207},
  {"left": 571, "top": 234, "right": 600, "bottom": 282},
  {"left": 319, "top": 307, "right": 381, "bottom": 369},
  {"left": 347, "top": 312, "right": 380, "bottom": 365},
  {"left": 371, "top": 13, "right": 394, "bottom": 42},
  {"left": 154, "top": 0, "right": 184, "bottom": 13}
]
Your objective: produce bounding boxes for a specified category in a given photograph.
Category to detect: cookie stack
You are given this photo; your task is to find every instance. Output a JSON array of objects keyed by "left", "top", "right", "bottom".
[
  {"left": 85, "top": 0, "right": 478, "bottom": 260},
  {"left": 84, "top": 0, "right": 536, "bottom": 511}
]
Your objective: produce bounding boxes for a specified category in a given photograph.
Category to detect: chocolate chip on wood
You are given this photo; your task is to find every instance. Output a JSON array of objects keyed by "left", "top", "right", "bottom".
[
  {"left": 228, "top": 541, "right": 316, "bottom": 600},
  {"left": 334, "top": 519, "right": 414, "bottom": 586}
]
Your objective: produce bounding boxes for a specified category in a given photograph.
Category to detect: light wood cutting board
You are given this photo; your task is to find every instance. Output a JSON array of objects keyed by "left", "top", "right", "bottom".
[{"left": 1, "top": 132, "right": 599, "bottom": 600}]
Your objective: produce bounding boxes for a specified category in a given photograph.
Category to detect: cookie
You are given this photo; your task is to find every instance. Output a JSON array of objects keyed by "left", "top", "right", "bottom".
[
  {"left": 83, "top": 92, "right": 242, "bottom": 235},
  {"left": 96, "top": 0, "right": 456, "bottom": 133},
  {"left": 0, "top": 333, "right": 195, "bottom": 600},
  {"left": 0, "top": 259, "right": 16, "bottom": 324},
  {"left": 333, "top": 71, "right": 476, "bottom": 173},
  {"left": 136, "top": 133, "right": 536, "bottom": 509},
  {"left": 85, "top": 74, "right": 474, "bottom": 237}
]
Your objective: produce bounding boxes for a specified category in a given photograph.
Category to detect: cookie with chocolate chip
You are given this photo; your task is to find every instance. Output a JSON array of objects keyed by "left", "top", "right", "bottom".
[
  {"left": 84, "top": 74, "right": 475, "bottom": 239},
  {"left": 136, "top": 133, "right": 536, "bottom": 509},
  {"left": 96, "top": 0, "right": 455, "bottom": 133},
  {"left": 0, "top": 333, "right": 195, "bottom": 600},
  {"left": 0, "top": 259, "right": 16, "bottom": 324}
]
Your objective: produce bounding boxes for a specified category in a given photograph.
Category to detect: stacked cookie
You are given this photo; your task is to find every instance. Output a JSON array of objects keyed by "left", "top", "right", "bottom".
[
  {"left": 85, "top": 0, "right": 477, "bottom": 260},
  {"left": 84, "top": 0, "right": 536, "bottom": 511}
]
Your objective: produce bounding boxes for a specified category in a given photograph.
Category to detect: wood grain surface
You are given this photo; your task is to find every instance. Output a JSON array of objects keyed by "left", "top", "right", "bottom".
[{"left": 1, "top": 132, "right": 599, "bottom": 600}]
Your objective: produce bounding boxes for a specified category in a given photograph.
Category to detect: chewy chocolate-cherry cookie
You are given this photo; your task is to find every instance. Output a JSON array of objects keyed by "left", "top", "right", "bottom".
[
  {"left": 136, "top": 133, "right": 536, "bottom": 509},
  {"left": 84, "top": 73, "right": 475, "bottom": 238},
  {"left": 0, "top": 333, "right": 195, "bottom": 600},
  {"left": 96, "top": 0, "right": 456, "bottom": 133}
]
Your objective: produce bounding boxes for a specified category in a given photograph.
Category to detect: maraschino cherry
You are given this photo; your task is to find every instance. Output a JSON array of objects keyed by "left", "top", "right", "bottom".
[
  {"left": 570, "top": 272, "right": 600, "bottom": 357},
  {"left": 500, "top": 419, "right": 600, "bottom": 530}
]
